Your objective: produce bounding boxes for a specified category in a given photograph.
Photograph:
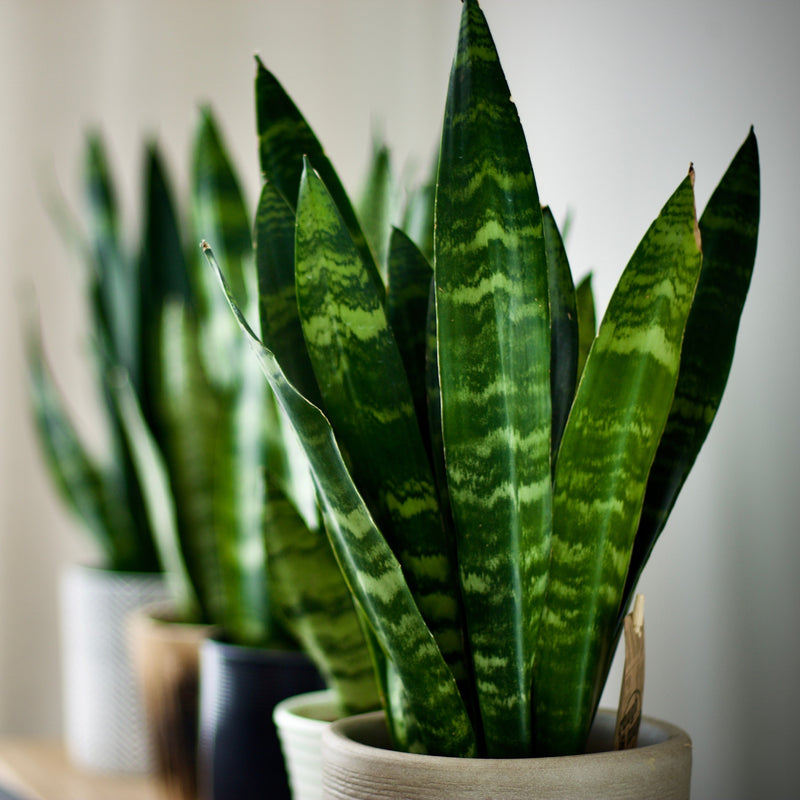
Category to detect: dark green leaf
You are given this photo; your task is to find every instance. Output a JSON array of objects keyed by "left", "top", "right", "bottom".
[
  {"left": 265, "top": 480, "right": 380, "bottom": 714},
  {"left": 25, "top": 323, "right": 144, "bottom": 571},
  {"left": 255, "top": 180, "right": 322, "bottom": 407},
  {"left": 357, "top": 140, "right": 396, "bottom": 279},
  {"left": 206, "top": 243, "right": 477, "bottom": 756},
  {"left": 295, "top": 162, "right": 467, "bottom": 689},
  {"left": 575, "top": 273, "right": 596, "bottom": 379},
  {"left": 84, "top": 135, "right": 139, "bottom": 388},
  {"left": 434, "top": 0, "right": 552, "bottom": 757},
  {"left": 543, "top": 205, "right": 578, "bottom": 463},
  {"left": 386, "top": 227, "right": 433, "bottom": 450},
  {"left": 111, "top": 367, "right": 201, "bottom": 621},
  {"left": 254, "top": 58, "right": 382, "bottom": 296},
  {"left": 621, "top": 129, "right": 760, "bottom": 615},
  {"left": 191, "top": 107, "right": 253, "bottom": 388},
  {"left": 535, "top": 172, "right": 703, "bottom": 756},
  {"left": 138, "top": 144, "right": 192, "bottom": 433}
]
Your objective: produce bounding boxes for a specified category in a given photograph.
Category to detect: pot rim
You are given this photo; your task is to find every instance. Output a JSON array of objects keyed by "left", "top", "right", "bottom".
[
  {"left": 323, "top": 708, "right": 692, "bottom": 767},
  {"left": 128, "top": 600, "right": 219, "bottom": 641},
  {"left": 65, "top": 562, "right": 166, "bottom": 580},
  {"left": 274, "top": 688, "right": 340, "bottom": 732},
  {"left": 201, "top": 636, "right": 318, "bottom": 666}
]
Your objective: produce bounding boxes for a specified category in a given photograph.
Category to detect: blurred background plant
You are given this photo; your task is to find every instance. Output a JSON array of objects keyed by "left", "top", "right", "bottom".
[{"left": 27, "top": 107, "right": 378, "bottom": 712}]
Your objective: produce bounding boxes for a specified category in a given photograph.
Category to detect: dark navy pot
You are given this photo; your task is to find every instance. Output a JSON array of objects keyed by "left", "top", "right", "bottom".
[{"left": 198, "top": 639, "right": 325, "bottom": 800}]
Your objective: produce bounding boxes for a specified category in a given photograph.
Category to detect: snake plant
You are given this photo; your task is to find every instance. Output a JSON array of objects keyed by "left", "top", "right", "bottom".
[
  {"left": 210, "top": 0, "right": 759, "bottom": 757},
  {"left": 26, "top": 133, "right": 166, "bottom": 574},
  {"left": 28, "top": 110, "right": 377, "bottom": 713}
]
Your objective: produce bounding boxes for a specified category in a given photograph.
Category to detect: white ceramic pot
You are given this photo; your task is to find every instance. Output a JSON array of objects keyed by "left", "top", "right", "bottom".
[
  {"left": 59, "top": 564, "right": 169, "bottom": 774},
  {"left": 273, "top": 689, "right": 340, "bottom": 800},
  {"left": 322, "top": 708, "right": 693, "bottom": 800}
]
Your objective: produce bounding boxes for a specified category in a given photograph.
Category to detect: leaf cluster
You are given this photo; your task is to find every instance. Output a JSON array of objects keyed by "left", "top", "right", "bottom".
[
  {"left": 28, "top": 111, "right": 379, "bottom": 713},
  {"left": 214, "top": 0, "right": 759, "bottom": 756}
]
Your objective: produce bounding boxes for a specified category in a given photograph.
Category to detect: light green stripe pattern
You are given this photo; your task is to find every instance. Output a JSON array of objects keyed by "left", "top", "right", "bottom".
[
  {"left": 206, "top": 244, "right": 477, "bottom": 756},
  {"left": 295, "top": 162, "right": 467, "bottom": 687},
  {"left": 533, "top": 172, "right": 703, "bottom": 755},
  {"left": 621, "top": 129, "right": 760, "bottom": 616},
  {"left": 435, "top": 0, "right": 552, "bottom": 757}
]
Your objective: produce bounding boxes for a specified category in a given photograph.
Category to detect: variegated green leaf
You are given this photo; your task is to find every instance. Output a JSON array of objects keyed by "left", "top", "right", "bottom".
[
  {"left": 158, "top": 300, "right": 273, "bottom": 644},
  {"left": 265, "top": 480, "right": 380, "bottom": 714},
  {"left": 191, "top": 107, "right": 254, "bottom": 389},
  {"left": 401, "top": 164, "right": 436, "bottom": 264},
  {"left": 156, "top": 303, "right": 224, "bottom": 624},
  {"left": 255, "top": 180, "right": 323, "bottom": 408},
  {"left": 83, "top": 137, "right": 158, "bottom": 549},
  {"left": 111, "top": 369, "right": 201, "bottom": 621},
  {"left": 386, "top": 227, "right": 433, "bottom": 451},
  {"left": 434, "top": 0, "right": 552, "bottom": 757},
  {"left": 621, "top": 129, "right": 760, "bottom": 616},
  {"left": 534, "top": 171, "right": 703, "bottom": 755},
  {"left": 295, "top": 162, "right": 467, "bottom": 688},
  {"left": 206, "top": 243, "right": 477, "bottom": 756},
  {"left": 85, "top": 135, "right": 139, "bottom": 390},
  {"left": 543, "top": 205, "right": 579, "bottom": 462},
  {"left": 357, "top": 139, "right": 396, "bottom": 279},
  {"left": 25, "top": 323, "right": 146, "bottom": 571},
  {"left": 254, "top": 58, "right": 382, "bottom": 296},
  {"left": 138, "top": 144, "right": 192, "bottom": 434},
  {"left": 575, "top": 273, "right": 596, "bottom": 379},
  {"left": 225, "top": 328, "right": 273, "bottom": 645}
]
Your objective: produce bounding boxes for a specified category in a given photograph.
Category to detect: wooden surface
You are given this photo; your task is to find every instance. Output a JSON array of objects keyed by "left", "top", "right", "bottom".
[{"left": 0, "top": 740, "right": 161, "bottom": 800}]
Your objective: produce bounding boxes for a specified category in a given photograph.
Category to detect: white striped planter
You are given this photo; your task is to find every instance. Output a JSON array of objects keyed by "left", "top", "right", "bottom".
[
  {"left": 274, "top": 690, "right": 340, "bottom": 800},
  {"left": 60, "top": 564, "right": 169, "bottom": 774}
]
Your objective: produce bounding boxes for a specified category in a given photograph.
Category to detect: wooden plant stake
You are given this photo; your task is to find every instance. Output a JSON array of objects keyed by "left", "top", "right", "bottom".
[{"left": 614, "top": 594, "right": 645, "bottom": 750}]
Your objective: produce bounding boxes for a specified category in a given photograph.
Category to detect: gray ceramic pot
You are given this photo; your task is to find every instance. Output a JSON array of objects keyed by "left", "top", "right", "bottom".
[
  {"left": 273, "top": 689, "right": 340, "bottom": 800},
  {"left": 322, "top": 709, "right": 692, "bottom": 800}
]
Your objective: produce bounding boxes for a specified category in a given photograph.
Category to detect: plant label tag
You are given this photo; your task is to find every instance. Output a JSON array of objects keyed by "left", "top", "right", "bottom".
[{"left": 614, "top": 593, "right": 645, "bottom": 750}]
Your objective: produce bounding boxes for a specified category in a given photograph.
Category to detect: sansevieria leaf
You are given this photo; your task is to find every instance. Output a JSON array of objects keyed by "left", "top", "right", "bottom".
[
  {"left": 620, "top": 129, "right": 760, "bottom": 617},
  {"left": 435, "top": 0, "right": 552, "bottom": 757},
  {"left": 138, "top": 144, "right": 192, "bottom": 435},
  {"left": 205, "top": 243, "right": 477, "bottom": 757},
  {"left": 255, "top": 179, "right": 322, "bottom": 407},
  {"left": 357, "top": 139, "right": 396, "bottom": 279},
  {"left": 534, "top": 171, "right": 703, "bottom": 755},
  {"left": 575, "top": 273, "right": 597, "bottom": 379},
  {"left": 265, "top": 480, "right": 380, "bottom": 714},
  {"left": 25, "top": 323, "right": 142, "bottom": 571},
  {"left": 112, "top": 369, "right": 201, "bottom": 622},
  {"left": 386, "top": 227, "right": 433, "bottom": 454},
  {"left": 295, "top": 162, "right": 467, "bottom": 687},
  {"left": 255, "top": 58, "right": 381, "bottom": 295},
  {"left": 191, "top": 108, "right": 254, "bottom": 390},
  {"left": 85, "top": 135, "right": 139, "bottom": 390},
  {"left": 543, "top": 205, "right": 579, "bottom": 462}
]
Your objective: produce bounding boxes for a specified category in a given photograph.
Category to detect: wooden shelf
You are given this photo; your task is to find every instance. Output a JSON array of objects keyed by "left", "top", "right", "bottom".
[{"left": 0, "top": 741, "right": 160, "bottom": 800}]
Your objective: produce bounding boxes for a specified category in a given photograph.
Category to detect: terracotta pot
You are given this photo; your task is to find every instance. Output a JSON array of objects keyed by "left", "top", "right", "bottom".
[
  {"left": 322, "top": 709, "right": 692, "bottom": 800},
  {"left": 60, "top": 564, "right": 169, "bottom": 774},
  {"left": 197, "top": 640, "right": 326, "bottom": 800},
  {"left": 273, "top": 689, "right": 340, "bottom": 800},
  {"left": 128, "top": 602, "right": 217, "bottom": 800}
]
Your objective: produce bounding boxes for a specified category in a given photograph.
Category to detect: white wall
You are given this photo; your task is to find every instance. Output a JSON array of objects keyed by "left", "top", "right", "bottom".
[{"left": 1, "top": 2, "right": 797, "bottom": 798}]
